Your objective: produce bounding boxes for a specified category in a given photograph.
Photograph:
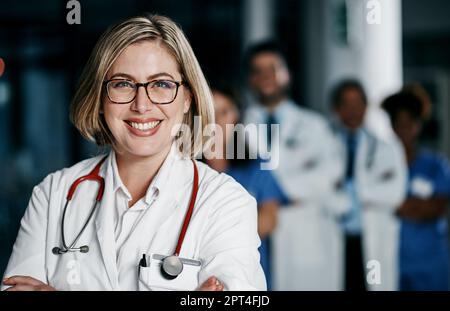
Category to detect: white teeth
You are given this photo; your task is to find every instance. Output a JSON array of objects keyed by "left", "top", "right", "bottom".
[{"left": 129, "top": 121, "right": 161, "bottom": 131}]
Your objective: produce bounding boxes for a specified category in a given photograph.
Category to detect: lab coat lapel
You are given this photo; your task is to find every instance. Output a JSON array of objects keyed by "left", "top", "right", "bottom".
[
  {"left": 355, "top": 130, "right": 369, "bottom": 178},
  {"left": 130, "top": 191, "right": 180, "bottom": 254},
  {"left": 280, "top": 107, "right": 298, "bottom": 145},
  {"left": 259, "top": 101, "right": 297, "bottom": 158},
  {"left": 125, "top": 158, "right": 191, "bottom": 255},
  {"left": 279, "top": 101, "right": 308, "bottom": 152},
  {"left": 94, "top": 156, "right": 119, "bottom": 290}
]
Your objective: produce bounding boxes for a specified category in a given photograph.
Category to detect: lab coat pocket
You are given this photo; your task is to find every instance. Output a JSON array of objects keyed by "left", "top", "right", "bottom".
[{"left": 138, "top": 254, "right": 201, "bottom": 291}]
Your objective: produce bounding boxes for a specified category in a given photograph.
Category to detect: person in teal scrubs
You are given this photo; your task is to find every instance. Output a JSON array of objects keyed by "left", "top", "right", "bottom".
[{"left": 382, "top": 88, "right": 450, "bottom": 290}]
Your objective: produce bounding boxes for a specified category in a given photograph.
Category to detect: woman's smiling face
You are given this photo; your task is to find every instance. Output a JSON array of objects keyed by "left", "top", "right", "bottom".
[{"left": 103, "top": 40, "right": 191, "bottom": 158}]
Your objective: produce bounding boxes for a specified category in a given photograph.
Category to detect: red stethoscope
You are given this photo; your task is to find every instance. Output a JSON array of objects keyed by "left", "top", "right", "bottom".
[{"left": 52, "top": 156, "right": 199, "bottom": 280}]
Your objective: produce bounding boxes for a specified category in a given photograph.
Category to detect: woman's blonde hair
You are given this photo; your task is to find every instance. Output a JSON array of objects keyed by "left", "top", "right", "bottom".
[{"left": 70, "top": 14, "right": 214, "bottom": 158}]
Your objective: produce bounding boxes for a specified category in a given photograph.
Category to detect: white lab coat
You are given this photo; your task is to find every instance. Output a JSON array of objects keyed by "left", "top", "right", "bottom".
[
  {"left": 327, "top": 123, "right": 407, "bottom": 290},
  {"left": 2, "top": 145, "right": 266, "bottom": 291},
  {"left": 244, "top": 100, "right": 345, "bottom": 290}
]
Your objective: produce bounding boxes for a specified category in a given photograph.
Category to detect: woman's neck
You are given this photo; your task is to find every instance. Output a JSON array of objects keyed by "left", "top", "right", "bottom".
[
  {"left": 262, "top": 95, "right": 286, "bottom": 114},
  {"left": 206, "top": 141, "right": 229, "bottom": 173},
  {"left": 115, "top": 143, "right": 172, "bottom": 206},
  {"left": 404, "top": 142, "right": 417, "bottom": 165},
  {"left": 207, "top": 157, "right": 228, "bottom": 173}
]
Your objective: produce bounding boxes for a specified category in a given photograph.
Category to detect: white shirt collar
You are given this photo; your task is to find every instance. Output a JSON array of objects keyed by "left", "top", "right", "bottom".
[
  {"left": 249, "top": 98, "right": 294, "bottom": 123},
  {"left": 272, "top": 99, "right": 293, "bottom": 121},
  {"left": 109, "top": 143, "right": 182, "bottom": 205}
]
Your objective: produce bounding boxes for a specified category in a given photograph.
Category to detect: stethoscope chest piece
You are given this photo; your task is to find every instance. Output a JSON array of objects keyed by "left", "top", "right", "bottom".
[
  {"left": 52, "top": 247, "right": 63, "bottom": 255},
  {"left": 161, "top": 255, "right": 183, "bottom": 279}
]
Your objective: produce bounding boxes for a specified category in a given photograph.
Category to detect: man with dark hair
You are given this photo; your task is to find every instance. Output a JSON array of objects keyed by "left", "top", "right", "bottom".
[
  {"left": 328, "top": 79, "right": 407, "bottom": 291},
  {"left": 243, "top": 41, "right": 291, "bottom": 114},
  {"left": 243, "top": 41, "right": 343, "bottom": 290}
]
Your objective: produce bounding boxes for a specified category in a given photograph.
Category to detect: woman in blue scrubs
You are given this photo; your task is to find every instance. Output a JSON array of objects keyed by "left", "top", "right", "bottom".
[
  {"left": 206, "top": 86, "right": 288, "bottom": 290},
  {"left": 382, "top": 89, "right": 450, "bottom": 291}
]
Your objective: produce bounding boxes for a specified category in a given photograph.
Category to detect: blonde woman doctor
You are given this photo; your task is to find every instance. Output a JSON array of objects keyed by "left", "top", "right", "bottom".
[{"left": 1, "top": 14, "right": 265, "bottom": 291}]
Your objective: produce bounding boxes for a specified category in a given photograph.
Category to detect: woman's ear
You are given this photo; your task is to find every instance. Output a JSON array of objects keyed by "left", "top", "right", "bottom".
[{"left": 183, "top": 90, "right": 192, "bottom": 114}]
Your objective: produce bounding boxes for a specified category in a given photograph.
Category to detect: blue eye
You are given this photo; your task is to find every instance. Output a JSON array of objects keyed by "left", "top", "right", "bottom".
[
  {"left": 111, "top": 80, "right": 134, "bottom": 89},
  {"left": 153, "top": 80, "right": 176, "bottom": 89}
]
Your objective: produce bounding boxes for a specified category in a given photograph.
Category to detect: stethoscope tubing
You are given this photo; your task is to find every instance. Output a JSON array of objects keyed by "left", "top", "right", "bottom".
[
  {"left": 54, "top": 156, "right": 199, "bottom": 259},
  {"left": 59, "top": 200, "right": 100, "bottom": 254},
  {"left": 54, "top": 156, "right": 107, "bottom": 255}
]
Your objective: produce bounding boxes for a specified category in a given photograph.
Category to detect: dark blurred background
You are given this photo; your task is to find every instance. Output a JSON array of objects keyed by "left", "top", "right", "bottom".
[{"left": 1, "top": 0, "right": 450, "bottom": 277}]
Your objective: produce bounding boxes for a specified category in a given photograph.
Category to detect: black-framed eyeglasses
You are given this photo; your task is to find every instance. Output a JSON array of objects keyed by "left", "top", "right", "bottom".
[{"left": 103, "top": 79, "right": 186, "bottom": 105}]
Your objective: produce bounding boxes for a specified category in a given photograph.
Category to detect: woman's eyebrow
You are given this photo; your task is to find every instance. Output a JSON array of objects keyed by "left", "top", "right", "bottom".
[
  {"left": 109, "top": 72, "right": 135, "bottom": 80},
  {"left": 147, "top": 72, "right": 175, "bottom": 80},
  {"left": 108, "top": 72, "right": 176, "bottom": 81}
]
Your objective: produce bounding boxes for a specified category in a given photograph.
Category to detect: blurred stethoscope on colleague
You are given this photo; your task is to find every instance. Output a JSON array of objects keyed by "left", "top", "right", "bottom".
[{"left": 52, "top": 155, "right": 199, "bottom": 280}]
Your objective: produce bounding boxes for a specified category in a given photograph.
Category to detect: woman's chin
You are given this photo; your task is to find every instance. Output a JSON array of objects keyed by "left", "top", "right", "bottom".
[{"left": 118, "top": 141, "right": 171, "bottom": 159}]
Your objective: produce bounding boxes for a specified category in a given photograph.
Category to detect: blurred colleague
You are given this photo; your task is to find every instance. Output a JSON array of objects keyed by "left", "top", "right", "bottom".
[
  {"left": 382, "top": 88, "right": 450, "bottom": 291},
  {"left": 329, "top": 80, "right": 407, "bottom": 291},
  {"left": 243, "top": 41, "right": 343, "bottom": 290},
  {"left": 206, "top": 86, "right": 287, "bottom": 290}
]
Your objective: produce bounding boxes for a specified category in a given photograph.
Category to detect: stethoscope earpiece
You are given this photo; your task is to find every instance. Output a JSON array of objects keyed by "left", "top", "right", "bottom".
[
  {"left": 52, "top": 245, "right": 89, "bottom": 255},
  {"left": 161, "top": 255, "right": 183, "bottom": 280},
  {"left": 79, "top": 245, "right": 89, "bottom": 253},
  {"left": 52, "top": 247, "right": 62, "bottom": 255}
]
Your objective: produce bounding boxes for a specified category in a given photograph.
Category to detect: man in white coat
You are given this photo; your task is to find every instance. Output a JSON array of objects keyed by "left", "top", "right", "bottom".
[
  {"left": 328, "top": 80, "right": 407, "bottom": 290},
  {"left": 242, "top": 41, "right": 345, "bottom": 290}
]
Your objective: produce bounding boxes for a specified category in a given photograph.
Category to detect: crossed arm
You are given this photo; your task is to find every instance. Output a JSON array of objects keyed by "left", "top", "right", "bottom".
[
  {"left": 396, "top": 197, "right": 448, "bottom": 221},
  {"left": 2, "top": 275, "right": 224, "bottom": 291}
]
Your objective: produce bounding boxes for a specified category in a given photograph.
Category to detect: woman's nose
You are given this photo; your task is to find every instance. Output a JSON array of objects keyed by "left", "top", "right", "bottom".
[{"left": 131, "top": 86, "right": 154, "bottom": 113}]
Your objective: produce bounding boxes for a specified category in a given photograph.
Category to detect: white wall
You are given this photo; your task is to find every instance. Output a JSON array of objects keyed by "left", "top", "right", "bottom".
[
  {"left": 304, "top": 0, "right": 403, "bottom": 139},
  {"left": 242, "top": 0, "right": 274, "bottom": 49}
]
